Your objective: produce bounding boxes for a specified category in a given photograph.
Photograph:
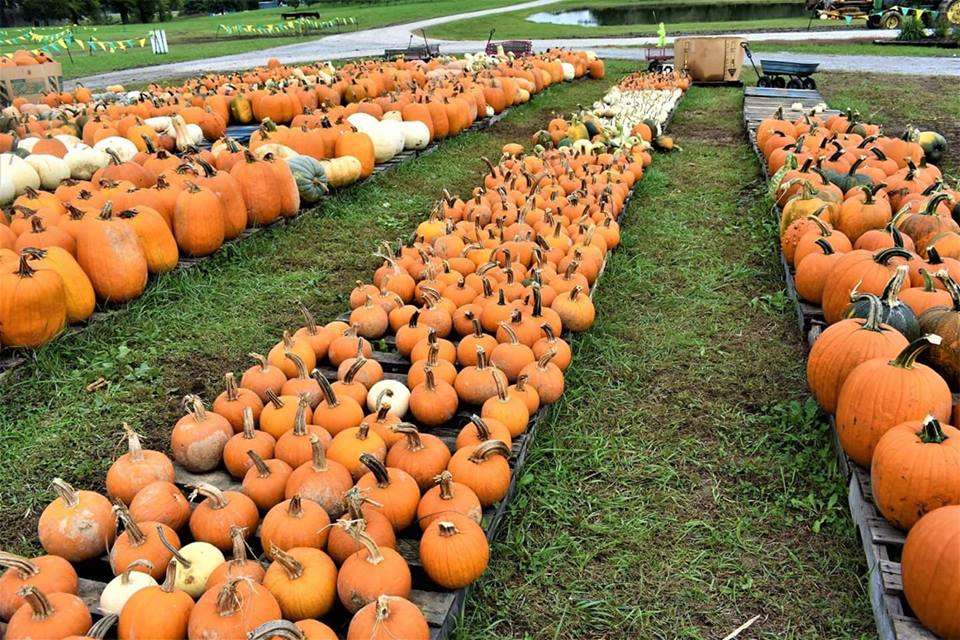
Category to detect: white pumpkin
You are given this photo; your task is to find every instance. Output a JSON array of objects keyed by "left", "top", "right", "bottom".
[
  {"left": 377, "top": 120, "right": 406, "bottom": 158},
  {"left": 399, "top": 120, "right": 430, "bottom": 150},
  {"left": 367, "top": 379, "right": 410, "bottom": 417},
  {"left": 0, "top": 153, "right": 41, "bottom": 195},
  {"left": 561, "top": 62, "right": 575, "bottom": 81},
  {"left": 99, "top": 565, "right": 157, "bottom": 615},
  {"left": 15, "top": 137, "right": 39, "bottom": 153},
  {"left": 144, "top": 116, "right": 174, "bottom": 135},
  {"left": 0, "top": 175, "right": 15, "bottom": 206},
  {"left": 381, "top": 110, "right": 402, "bottom": 122},
  {"left": 253, "top": 143, "right": 299, "bottom": 161},
  {"left": 170, "top": 541, "right": 224, "bottom": 597},
  {"left": 346, "top": 112, "right": 379, "bottom": 131},
  {"left": 93, "top": 136, "right": 138, "bottom": 162},
  {"left": 25, "top": 154, "right": 71, "bottom": 190},
  {"left": 65, "top": 147, "right": 110, "bottom": 180}
]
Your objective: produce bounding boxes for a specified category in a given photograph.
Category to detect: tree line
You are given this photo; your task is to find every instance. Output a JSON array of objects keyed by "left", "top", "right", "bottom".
[{"left": 0, "top": 0, "right": 274, "bottom": 27}]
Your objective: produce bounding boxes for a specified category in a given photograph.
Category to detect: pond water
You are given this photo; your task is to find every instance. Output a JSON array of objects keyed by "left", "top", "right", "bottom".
[{"left": 527, "top": 3, "right": 809, "bottom": 27}]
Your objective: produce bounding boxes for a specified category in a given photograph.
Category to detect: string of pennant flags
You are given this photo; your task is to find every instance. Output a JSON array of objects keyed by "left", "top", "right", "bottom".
[{"left": 216, "top": 16, "right": 356, "bottom": 36}]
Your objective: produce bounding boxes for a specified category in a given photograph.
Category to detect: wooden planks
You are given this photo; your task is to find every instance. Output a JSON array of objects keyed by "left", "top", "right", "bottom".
[{"left": 742, "top": 87, "right": 936, "bottom": 640}]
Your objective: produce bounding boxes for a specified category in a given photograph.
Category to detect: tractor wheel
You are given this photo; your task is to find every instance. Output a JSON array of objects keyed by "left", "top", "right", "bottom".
[
  {"left": 802, "top": 77, "right": 817, "bottom": 90},
  {"left": 757, "top": 75, "right": 771, "bottom": 87},
  {"left": 787, "top": 77, "right": 803, "bottom": 89},
  {"left": 941, "top": 0, "right": 960, "bottom": 25},
  {"left": 881, "top": 11, "right": 903, "bottom": 29},
  {"left": 771, "top": 75, "right": 787, "bottom": 88}
]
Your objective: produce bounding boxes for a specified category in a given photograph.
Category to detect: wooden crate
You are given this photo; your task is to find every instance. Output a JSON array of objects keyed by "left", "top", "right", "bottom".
[{"left": 742, "top": 87, "right": 936, "bottom": 640}]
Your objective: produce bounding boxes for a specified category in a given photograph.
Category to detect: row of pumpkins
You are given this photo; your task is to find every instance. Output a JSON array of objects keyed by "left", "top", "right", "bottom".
[
  {"left": 2, "top": 49, "right": 604, "bottom": 144},
  {"left": 756, "top": 109, "right": 959, "bottom": 639},
  {"left": 0, "top": 50, "right": 603, "bottom": 351},
  {"left": 0, "top": 49, "right": 54, "bottom": 67},
  {"left": 0, "top": 77, "right": 681, "bottom": 640}
]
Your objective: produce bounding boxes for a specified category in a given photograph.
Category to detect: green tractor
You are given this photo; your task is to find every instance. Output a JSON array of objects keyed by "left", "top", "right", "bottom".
[{"left": 864, "top": 0, "right": 960, "bottom": 29}]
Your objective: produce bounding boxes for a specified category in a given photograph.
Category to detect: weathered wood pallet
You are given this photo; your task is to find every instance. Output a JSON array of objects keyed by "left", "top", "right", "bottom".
[
  {"left": 742, "top": 87, "right": 936, "bottom": 640},
  {"left": 0, "top": 107, "right": 516, "bottom": 382}
]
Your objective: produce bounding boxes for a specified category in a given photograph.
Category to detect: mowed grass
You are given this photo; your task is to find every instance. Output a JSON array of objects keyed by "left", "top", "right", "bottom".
[
  {"left": 750, "top": 41, "right": 960, "bottom": 58},
  {"left": 0, "top": 63, "right": 633, "bottom": 552},
  {"left": 453, "top": 86, "right": 874, "bottom": 638},
  {"left": 428, "top": 0, "right": 848, "bottom": 40},
  {"left": 2, "top": 0, "right": 519, "bottom": 79}
]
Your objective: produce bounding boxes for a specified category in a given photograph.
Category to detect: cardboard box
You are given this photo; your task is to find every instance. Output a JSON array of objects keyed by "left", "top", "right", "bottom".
[
  {"left": 0, "top": 61, "right": 63, "bottom": 105},
  {"left": 673, "top": 37, "right": 745, "bottom": 83}
]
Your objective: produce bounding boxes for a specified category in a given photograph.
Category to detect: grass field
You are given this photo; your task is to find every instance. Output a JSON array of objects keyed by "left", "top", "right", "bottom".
[
  {"left": 1, "top": 60, "right": 955, "bottom": 636},
  {"left": 1, "top": 0, "right": 518, "bottom": 79},
  {"left": 427, "top": 0, "right": 853, "bottom": 40},
  {"left": 750, "top": 41, "right": 960, "bottom": 57}
]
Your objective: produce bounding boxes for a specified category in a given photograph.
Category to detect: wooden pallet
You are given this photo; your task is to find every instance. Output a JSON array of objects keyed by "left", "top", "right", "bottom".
[
  {"left": 742, "top": 86, "right": 840, "bottom": 131},
  {"left": 742, "top": 88, "right": 936, "bottom": 640},
  {"left": 0, "top": 107, "right": 514, "bottom": 382}
]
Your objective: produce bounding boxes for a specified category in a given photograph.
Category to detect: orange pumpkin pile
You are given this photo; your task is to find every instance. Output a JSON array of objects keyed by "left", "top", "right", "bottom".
[
  {"left": 0, "top": 51, "right": 603, "bottom": 351},
  {"left": 0, "top": 94, "right": 670, "bottom": 638},
  {"left": 757, "top": 108, "right": 960, "bottom": 639}
]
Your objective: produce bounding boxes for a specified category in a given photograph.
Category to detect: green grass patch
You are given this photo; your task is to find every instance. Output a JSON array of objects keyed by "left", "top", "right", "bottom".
[
  {"left": 750, "top": 41, "right": 960, "bottom": 57},
  {"left": 3, "top": 0, "right": 519, "bottom": 79},
  {"left": 453, "top": 82, "right": 873, "bottom": 638}
]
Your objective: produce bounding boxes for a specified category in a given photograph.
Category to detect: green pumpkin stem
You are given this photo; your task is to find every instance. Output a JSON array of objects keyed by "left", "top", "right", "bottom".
[
  {"left": 935, "top": 271, "right": 960, "bottom": 311},
  {"left": 919, "top": 415, "right": 948, "bottom": 444},
  {"left": 814, "top": 238, "right": 835, "bottom": 256},
  {"left": 858, "top": 293, "right": 884, "bottom": 332},
  {"left": 891, "top": 334, "right": 941, "bottom": 369}
]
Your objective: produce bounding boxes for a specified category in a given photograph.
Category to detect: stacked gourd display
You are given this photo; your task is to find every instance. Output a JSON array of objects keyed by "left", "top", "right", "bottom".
[
  {"left": 0, "top": 50, "right": 604, "bottom": 352},
  {"left": 530, "top": 70, "right": 687, "bottom": 155},
  {"left": 757, "top": 109, "right": 959, "bottom": 639},
  {"left": 0, "top": 86, "right": 674, "bottom": 639}
]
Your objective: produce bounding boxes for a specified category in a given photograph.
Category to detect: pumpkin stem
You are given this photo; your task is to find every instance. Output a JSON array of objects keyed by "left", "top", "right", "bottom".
[
  {"left": 394, "top": 423, "right": 424, "bottom": 451},
  {"left": 437, "top": 521, "right": 460, "bottom": 537},
  {"left": 880, "top": 265, "right": 909, "bottom": 306},
  {"left": 215, "top": 578, "right": 245, "bottom": 616},
  {"left": 813, "top": 238, "right": 835, "bottom": 256},
  {"left": 183, "top": 394, "right": 208, "bottom": 422},
  {"left": 310, "top": 369, "right": 338, "bottom": 407},
  {"left": 298, "top": 302, "right": 319, "bottom": 334},
  {"left": 120, "top": 559, "right": 155, "bottom": 584},
  {"left": 247, "top": 620, "right": 305, "bottom": 640},
  {"left": 874, "top": 246, "right": 912, "bottom": 265},
  {"left": 114, "top": 501, "right": 146, "bottom": 546},
  {"left": 537, "top": 348, "right": 557, "bottom": 369},
  {"left": 351, "top": 528, "right": 385, "bottom": 566},
  {"left": 469, "top": 439, "right": 511, "bottom": 463},
  {"left": 247, "top": 450, "right": 272, "bottom": 478},
  {"left": 16, "top": 585, "right": 54, "bottom": 620},
  {"left": 891, "top": 334, "right": 942, "bottom": 369},
  {"left": 13, "top": 254, "right": 35, "bottom": 279},
  {"left": 936, "top": 271, "right": 960, "bottom": 311},
  {"left": 308, "top": 434, "right": 328, "bottom": 472},
  {"left": 270, "top": 545, "right": 305, "bottom": 580},
  {"left": 50, "top": 477, "right": 80, "bottom": 508},
  {"left": 192, "top": 482, "right": 229, "bottom": 509},
  {"left": 434, "top": 470, "right": 455, "bottom": 500},
  {"left": 918, "top": 415, "right": 949, "bottom": 444},
  {"left": 344, "top": 356, "right": 367, "bottom": 385},
  {"left": 469, "top": 415, "right": 492, "bottom": 440},
  {"left": 265, "top": 388, "right": 284, "bottom": 409},
  {"left": 0, "top": 552, "right": 40, "bottom": 579},
  {"left": 359, "top": 452, "right": 390, "bottom": 487},
  {"left": 85, "top": 613, "right": 119, "bottom": 640}
]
